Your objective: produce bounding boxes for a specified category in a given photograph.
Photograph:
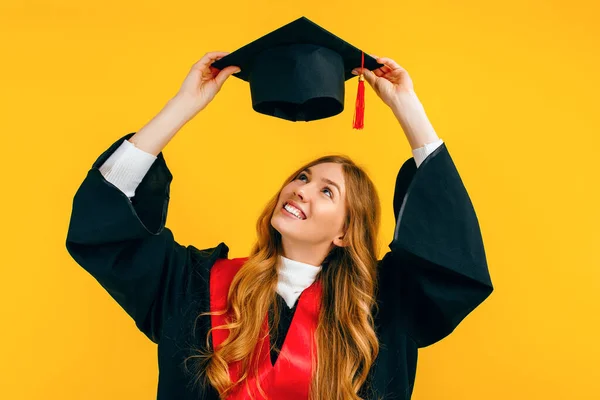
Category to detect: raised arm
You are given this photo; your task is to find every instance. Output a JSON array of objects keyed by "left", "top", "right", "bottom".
[
  {"left": 378, "top": 143, "right": 493, "bottom": 348},
  {"left": 65, "top": 53, "right": 238, "bottom": 343},
  {"left": 359, "top": 57, "right": 493, "bottom": 347},
  {"left": 99, "top": 51, "right": 241, "bottom": 198},
  {"left": 129, "top": 51, "right": 240, "bottom": 156},
  {"left": 66, "top": 131, "right": 229, "bottom": 343}
]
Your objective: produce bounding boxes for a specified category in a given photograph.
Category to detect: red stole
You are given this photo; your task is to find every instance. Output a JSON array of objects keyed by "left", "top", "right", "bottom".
[{"left": 209, "top": 257, "right": 322, "bottom": 399}]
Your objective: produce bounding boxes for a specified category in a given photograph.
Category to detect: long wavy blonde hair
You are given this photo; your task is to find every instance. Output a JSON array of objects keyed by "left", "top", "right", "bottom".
[{"left": 184, "top": 155, "right": 381, "bottom": 400}]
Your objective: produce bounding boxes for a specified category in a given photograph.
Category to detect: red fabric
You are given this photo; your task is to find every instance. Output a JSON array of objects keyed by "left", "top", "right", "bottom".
[
  {"left": 353, "top": 51, "right": 366, "bottom": 130},
  {"left": 209, "top": 257, "right": 322, "bottom": 399}
]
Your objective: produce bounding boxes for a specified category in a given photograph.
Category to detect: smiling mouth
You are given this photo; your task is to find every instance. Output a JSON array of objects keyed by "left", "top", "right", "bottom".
[{"left": 283, "top": 202, "right": 307, "bottom": 220}]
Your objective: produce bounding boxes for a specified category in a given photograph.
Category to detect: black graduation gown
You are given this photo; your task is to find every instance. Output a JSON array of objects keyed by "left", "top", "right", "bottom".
[{"left": 65, "top": 132, "right": 493, "bottom": 399}]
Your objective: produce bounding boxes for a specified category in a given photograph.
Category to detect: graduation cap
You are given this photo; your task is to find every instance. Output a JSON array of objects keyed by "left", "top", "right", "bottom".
[{"left": 211, "top": 16, "right": 384, "bottom": 128}]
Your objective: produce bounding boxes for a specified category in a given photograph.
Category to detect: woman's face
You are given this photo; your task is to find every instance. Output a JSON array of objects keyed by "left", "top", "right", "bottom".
[{"left": 271, "top": 162, "right": 347, "bottom": 251}]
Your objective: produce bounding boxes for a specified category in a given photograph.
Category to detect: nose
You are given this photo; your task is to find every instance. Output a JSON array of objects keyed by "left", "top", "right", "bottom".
[
  {"left": 294, "top": 187, "right": 307, "bottom": 201},
  {"left": 294, "top": 180, "right": 319, "bottom": 201}
]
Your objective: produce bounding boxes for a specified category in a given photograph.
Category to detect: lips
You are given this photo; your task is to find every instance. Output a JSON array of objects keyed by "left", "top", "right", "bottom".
[{"left": 283, "top": 200, "right": 307, "bottom": 219}]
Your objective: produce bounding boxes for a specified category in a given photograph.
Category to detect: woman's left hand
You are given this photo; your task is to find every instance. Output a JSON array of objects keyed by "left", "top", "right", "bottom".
[
  {"left": 352, "top": 56, "right": 415, "bottom": 110},
  {"left": 354, "top": 56, "right": 439, "bottom": 148}
]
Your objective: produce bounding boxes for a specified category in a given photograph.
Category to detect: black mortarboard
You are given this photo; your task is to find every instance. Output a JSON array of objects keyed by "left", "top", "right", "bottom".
[{"left": 211, "top": 16, "right": 383, "bottom": 127}]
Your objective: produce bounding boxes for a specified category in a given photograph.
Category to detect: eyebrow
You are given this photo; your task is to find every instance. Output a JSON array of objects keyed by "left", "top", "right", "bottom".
[{"left": 303, "top": 167, "right": 341, "bottom": 195}]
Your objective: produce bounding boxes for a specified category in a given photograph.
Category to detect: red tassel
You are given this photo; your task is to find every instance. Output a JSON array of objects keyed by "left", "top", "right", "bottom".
[
  {"left": 353, "top": 51, "right": 366, "bottom": 130},
  {"left": 353, "top": 78, "right": 365, "bottom": 129}
]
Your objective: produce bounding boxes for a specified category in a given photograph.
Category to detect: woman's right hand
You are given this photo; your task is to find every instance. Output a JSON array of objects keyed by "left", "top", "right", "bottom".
[{"left": 173, "top": 51, "right": 241, "bottom": 118}]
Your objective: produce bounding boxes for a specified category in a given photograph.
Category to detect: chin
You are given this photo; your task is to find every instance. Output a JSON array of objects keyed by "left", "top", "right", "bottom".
[
  {"left": 271, "top": 212, "right": 303, "bottom": 241},
  {"left": 271, "top": 212, "right": 290, "bottom": 235}
]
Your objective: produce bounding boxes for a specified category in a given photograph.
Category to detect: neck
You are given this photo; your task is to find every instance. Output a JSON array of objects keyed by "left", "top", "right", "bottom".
[
  {"left": 280, "top": 237, "right": 333, "bottom": 266},
  {"left": 276, "top": 254, "right": 322, "bottom": 309}
]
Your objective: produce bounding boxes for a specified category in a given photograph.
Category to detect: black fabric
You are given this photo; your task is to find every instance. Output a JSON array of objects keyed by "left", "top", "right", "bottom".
[
  {"left": 268, "top": 294, "right": 298, "bottom": 366},
  {"left": 211, "top": 16, "right": 384, "bottom": 122},
  {"left": 65, "top": 132, "right": 494, "bottom": 399}
]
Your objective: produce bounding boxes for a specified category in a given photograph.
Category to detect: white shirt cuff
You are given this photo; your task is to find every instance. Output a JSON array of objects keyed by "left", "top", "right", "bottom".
[
  {"left": 412, "top": 138, "right": 444, "bottom": 168},
  {"left": 98, "top": 139, "right": 157, "bottom": 198}
]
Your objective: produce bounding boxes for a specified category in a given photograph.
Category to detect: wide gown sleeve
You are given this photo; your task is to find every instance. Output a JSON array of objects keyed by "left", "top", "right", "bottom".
[
  {"left": 377, "top": 143, "right": 494, "bottom": 348},
  {"left": 65, "top": 132, "right": 228, "bottom": 344}
]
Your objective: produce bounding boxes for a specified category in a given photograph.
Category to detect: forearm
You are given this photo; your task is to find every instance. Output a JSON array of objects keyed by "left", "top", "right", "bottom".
[
  {"left": 390, "top": 90, "right": 440, "bottom": 150},
  {"left": 128, "top": 95, "right": 197, "bottom": 156}
]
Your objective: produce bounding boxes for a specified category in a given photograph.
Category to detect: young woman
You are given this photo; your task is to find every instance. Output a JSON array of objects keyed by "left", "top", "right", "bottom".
[{"left": 66, "top": 52, "right": 493, "bottom": 400}]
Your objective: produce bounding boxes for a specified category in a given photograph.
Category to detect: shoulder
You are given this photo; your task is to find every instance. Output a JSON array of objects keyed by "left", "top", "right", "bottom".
[
  {"left": 187, "top": 242, "right": 230, "bottom": 271},
  {"left": 182, "top": 242, "right": 231, "bottom": 297},
  {"left": 185, "top": 243, "right": 249, "bottom": 291},
  {"left": 210, "top": 256, "right": 249, "bottom": 283},
  {"left": 208, "top": 256, "right": 249, "bottom": 313}
]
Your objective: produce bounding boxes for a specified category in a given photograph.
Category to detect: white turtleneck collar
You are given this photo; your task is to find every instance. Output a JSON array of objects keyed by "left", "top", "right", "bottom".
[{"left": 275, "top": 255, "right": 322, "bottom": 309}]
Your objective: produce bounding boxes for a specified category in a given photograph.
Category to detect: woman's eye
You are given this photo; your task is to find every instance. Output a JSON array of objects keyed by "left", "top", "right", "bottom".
[{"left": 295, "top": 174, "right": 332, "bottom": 198}]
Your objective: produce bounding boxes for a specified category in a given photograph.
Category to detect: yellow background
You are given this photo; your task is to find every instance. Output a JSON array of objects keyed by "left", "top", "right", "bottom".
[{"left": 1, "top": 0, "right": 598, "bottom": 398}]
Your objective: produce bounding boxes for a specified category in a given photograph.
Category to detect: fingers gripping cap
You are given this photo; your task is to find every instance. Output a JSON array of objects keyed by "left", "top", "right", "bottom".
[{"left": 212, "top": 16, "right": 383, "bottom": 123}]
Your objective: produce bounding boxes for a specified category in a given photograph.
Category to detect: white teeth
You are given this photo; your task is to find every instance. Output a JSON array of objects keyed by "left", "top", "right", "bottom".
[{"left": 284, "top": 203, "right": 304, "bottom": 219}]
